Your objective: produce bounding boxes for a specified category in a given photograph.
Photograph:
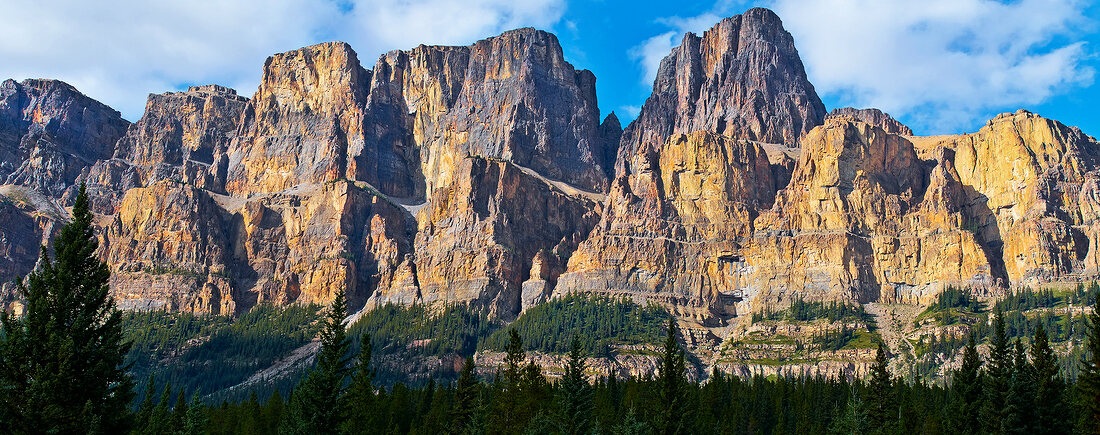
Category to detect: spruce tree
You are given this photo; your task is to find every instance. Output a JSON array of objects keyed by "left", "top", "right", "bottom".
[
  {"left": 491, "top": 328, "right": 530, "bottom": 433},
  {"left": 344, "top": 333, "right": 377, "bottom": 432},
  {"left": 281, "top": 289, "right": 351, "bottom": 434},
  {"left": 559, "top": 335, "right": 593, "bottom": 435},
  {"left": 452, "top": 355, "right": 479, "bottom": 434},
  {"left": 983, "top": 307, "right": 1012, "bottom": 433},
  {"left": 1030, "top": 324, "right": 1067, "bottom": 435},
  {"left": 655, "top": 317, "right": 690, "bottom": 435},
  {"left": 865, "top": 343, "right": 896, "bottom": 435},
  {"left": 949, "top": 333, "right": 983, "bottom": 434},
  {"left": 1077, "top": 300, "right": 1100, "bottom": 433},
  {"left": 181, "top": 392, "right": 207, "bottom": 435},
  {"left": 0, "top": 184, "right": 135, "bottom": 434},
  {"left": 1003, "top": 340, "right": 1037, "bottom": 434}
]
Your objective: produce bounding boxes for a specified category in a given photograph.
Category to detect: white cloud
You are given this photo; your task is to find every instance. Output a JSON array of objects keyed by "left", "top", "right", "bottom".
[
  {"left": 0, "top": 0, "right": 565, "bottom": 121},
  {"left": 629, "top": 31, "right": 679, "bottom": 87},
  {"left": 771, "top": 0, "right": 1095, "bottom": 133}
]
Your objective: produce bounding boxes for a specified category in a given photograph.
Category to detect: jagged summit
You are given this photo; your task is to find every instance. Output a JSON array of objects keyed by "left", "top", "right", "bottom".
[{"left": 2, "top": 9, "right": 1098, "bottom": 336}]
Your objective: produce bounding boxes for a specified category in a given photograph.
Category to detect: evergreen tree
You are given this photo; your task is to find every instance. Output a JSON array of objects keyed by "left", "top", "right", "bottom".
[
  {"left": 1030, "top": 324, "right": 1067, "bottom": 435},
  {"left": 1003, "top": 340, "right": 1037, "bottom": 434},
  {"left": 654, "top": 317, "right": 690, "bottom": 435},
  {"left": 344, "top": 333, "right": 377, "bottom": 433},
  {"left": 828, "top": 391, "right": 867, "bottom": 435},
  {"left": 559, "top": 336, "right": 594, "bottom": 435},
  {"left": 281, "top": 289, "right": 351, "bottom": 434},
  {"left": 948, "top": 333, "right": 983, "bottom": 434},
  {"left": 865, "top": 343, "right": 896, "bottom": 435},
  {"left": 1078, "top": 300, "right": 1100, "bottom": 434},
  {"left": 0, "top": 184, "right": 135, "bottom": 433},
  {"left": 181, "top": 392, "right": 206, "bottom": 435},
  {"left": 983, "top": 307, "right": 1013, "bottom": 433},
  {"left": 452, "top": 355, "right": 479, "bottom": 434},
  {"left": 491, "top": 329, "right": 527, "bottom": 434}
]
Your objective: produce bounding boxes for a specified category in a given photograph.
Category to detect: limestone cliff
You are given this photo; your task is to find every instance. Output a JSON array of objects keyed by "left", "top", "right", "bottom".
[
  {"left": 2, "top": 8, "right": 1099, "bottom": 332},
  {"left": 617, "top": 7, "right": 825, "bottom": 179},
  {"left": 826, "top": 107, "right": 913, "bottom": 136},
  {"left": 0, "top": 79, "right": 129, "bottom": 197}
]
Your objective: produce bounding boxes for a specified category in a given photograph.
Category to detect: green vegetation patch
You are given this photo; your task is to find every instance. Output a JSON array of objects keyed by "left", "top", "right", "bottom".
[
  {"left": 753, "top": 298, "right": 874, "bottom": 325},
  {"left": 481, "top": 294, "right": 670, "bottom": 358},
  {"left": 122, "top": 303, "right": 322, "bottom": 399},
  {"left": 347, "top": 303, "right": 497, "bottom": 358}
]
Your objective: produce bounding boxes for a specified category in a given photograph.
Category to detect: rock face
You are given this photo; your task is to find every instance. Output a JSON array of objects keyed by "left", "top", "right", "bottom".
[
  {"left": 0, "top": 79, "right": 129, "bottom": 197},
  {"left": 826, "top": 107, "right": 913, "bottom": 136},
  {"left": 617, "top": 7, "right": 825, "bottom": 178},
  {"left": 78, "top": 85, "right": 248, "bottom": 213},
  {"left": 3, "top": 8, "right": 1100, "bottom": 332}
]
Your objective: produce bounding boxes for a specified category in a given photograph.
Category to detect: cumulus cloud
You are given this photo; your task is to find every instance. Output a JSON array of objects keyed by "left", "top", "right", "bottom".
[
  {"left": 0, "top": 0, "right": 565, "bottom": 121},
  {"left": 633, "top": 0, "right": 1094, "bottom": 134}
]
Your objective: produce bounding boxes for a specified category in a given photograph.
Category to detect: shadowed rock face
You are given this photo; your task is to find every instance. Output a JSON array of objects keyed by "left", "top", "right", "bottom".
[
  {"left": 0, "top": 79, "right": 129, "bottom": 197},
  {"left": 617, "top": 7, "right": 826, "bottom": 178},
  {"left": 76, "top": 85, "right": 249, "bottom": 213}
]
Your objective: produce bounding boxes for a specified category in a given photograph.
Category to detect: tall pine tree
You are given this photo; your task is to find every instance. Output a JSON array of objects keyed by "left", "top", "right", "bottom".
[
  {"left": 559, "top": 335, "right": 593, "bottom": 435},
  {"left": 655, "top": 317, "right": 691, "bottom": 435},
  {"left": 0, "top": 184, "right": 135, "bottom": 434},
  {"left": 1030, "top": 324, "right": 1067, "bottom": 435},
  {"left": 1003, "top": 340, "right": 1037, "bottom": 434},
  {"left": 281, "top": 289, "right": 351, "bottom": 434},
  {"left": 865, "top": 343, "right": 896, "bottom": 435},
  {"left": 983, "top": 307, "right": 1012, "bottom": 434},
  {"left": 1078, "top": 300, "right": 1100, "bottom": 433},
  {"left": 948, "top": 333, "right": 983, "bottom": 435}
]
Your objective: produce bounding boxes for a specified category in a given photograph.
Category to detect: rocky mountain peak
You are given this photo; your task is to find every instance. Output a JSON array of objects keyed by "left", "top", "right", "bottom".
[
  {"left": 827, "top": 107, "right": 914, "bottom": 136},
  {"left": 617, "top": 7, "right": 825, "bottom": 176}
]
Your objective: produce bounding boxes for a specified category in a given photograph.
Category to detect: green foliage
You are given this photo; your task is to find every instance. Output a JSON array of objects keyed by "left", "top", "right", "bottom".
[
  {"left": 349, "top": 303, "right": 495, "bottom": 358},
  {"left": 281, "top": 290, "right": 351, "bottom": 434},
  {"left": 121, "top": 303, "right": 322, "bottom": 400},
  {"left": 0, "top": 184, "right": 135, "bottom": 433},
  {"left": 995, "top": 287, "right": 1060, "bottom": 312},
  {"left": 753, "top": 297, "right": 873, "bottom": 324},
  {"left": 481, "top": 294, "right": 669, "bottom": 357}
]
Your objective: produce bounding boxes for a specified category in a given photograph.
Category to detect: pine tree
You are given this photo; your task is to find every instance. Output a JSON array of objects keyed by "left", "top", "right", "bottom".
[
  {"left": 1078, "top": 300, "right": 1100, "bottom": 433},
  {"left": 344, "top": 333, "right": 377, "bottom": 433},
  {"left": 865, "top": 343, "right": 896, "bottom": 435},
  {"left": 655, "top": 317, "right": 690, "bottom": 435},
  {"left": 1030, "top": 324, "right": 1067, "bottom": 435},
  {"left": 281, "top": 289, "right": 351, "bottom": 434},
  {"left": 559, "top": 335, "right": 593, "bottom": 435},
  {"left": 1003, "top": 340, "right": 1037, "bottom": 434},
  {"left": 490, "top": 328, "right": 527, "bottom": 434},
  {"left": 452, "top": 355, "right": 479, "bottom": 434},
  {"left": 983, "top": 307, "right": 1012, "bottom": 433},
  {"left": 0, "top": 184, "right": 135, "bottom": 434},
  {"left": 948, "top": 333, "right": 983, "bottom": 434},
  {"left": 181, "top": 392, "right": 207, "bottom": 435}
]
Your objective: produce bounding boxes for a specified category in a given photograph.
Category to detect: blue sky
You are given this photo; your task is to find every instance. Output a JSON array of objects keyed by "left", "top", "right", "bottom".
[{"left": 2, "top": 0, "right": 1097, "bottom": 137}]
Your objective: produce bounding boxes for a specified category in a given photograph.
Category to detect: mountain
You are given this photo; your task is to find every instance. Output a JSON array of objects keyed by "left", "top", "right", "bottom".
[{"left": 3, "top": 7, "right": 1100, "bottom": 380}]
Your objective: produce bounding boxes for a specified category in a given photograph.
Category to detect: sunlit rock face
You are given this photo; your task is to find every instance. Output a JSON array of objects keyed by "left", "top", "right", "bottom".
[{"left": 3, "top": 7, "right": 1100, "bottom": 325}]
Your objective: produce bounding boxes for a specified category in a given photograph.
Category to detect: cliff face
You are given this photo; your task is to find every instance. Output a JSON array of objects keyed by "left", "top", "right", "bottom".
[
  {"left": 617, "top": 7, "right": 825, "bottom": 178},
  {"left": 3, "top": 7, "right": 1099, "bottom": 329},
  {"left": 0, "top": 79, "right": 129, "bottom": 198}
]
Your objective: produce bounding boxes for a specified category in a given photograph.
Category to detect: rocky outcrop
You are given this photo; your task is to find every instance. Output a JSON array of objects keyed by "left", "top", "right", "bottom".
[
  {"left": 0, "top": 79, "right": 129, "bottom": 197},
  {"left": 617, "top": 7, "right": 825, "bottom": 179},
  {"left": 408, "top": 157, "right": 601, "bottom": 318},
  {"left": 908, "top": 110, "right": 1100, "bottom": 285},
  {"left": 827, "top": 107, "right": 913, "bottom": 136},
  {"left": 76, "top": 85, "right": 248, "bottom": 213},
  {"left": 558, "top": 131, "right": 779, "bottom": 321},
  {"left": 366, "top": 28, "right": 617, "bottom": 196}
]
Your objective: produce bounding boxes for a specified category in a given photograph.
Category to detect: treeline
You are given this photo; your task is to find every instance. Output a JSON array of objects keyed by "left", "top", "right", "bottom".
[
  {"left": 122, "top": 303, "right": 322, "bottom": 402},
  {"left": 479, "top": 293, "right": 669, "bottom": 357},
  {"left": 753, "top": 297, "right": 873, "bottom": 324},
  {"left": 129, "top": 299, "right": 1100, "bottom": 435}
]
